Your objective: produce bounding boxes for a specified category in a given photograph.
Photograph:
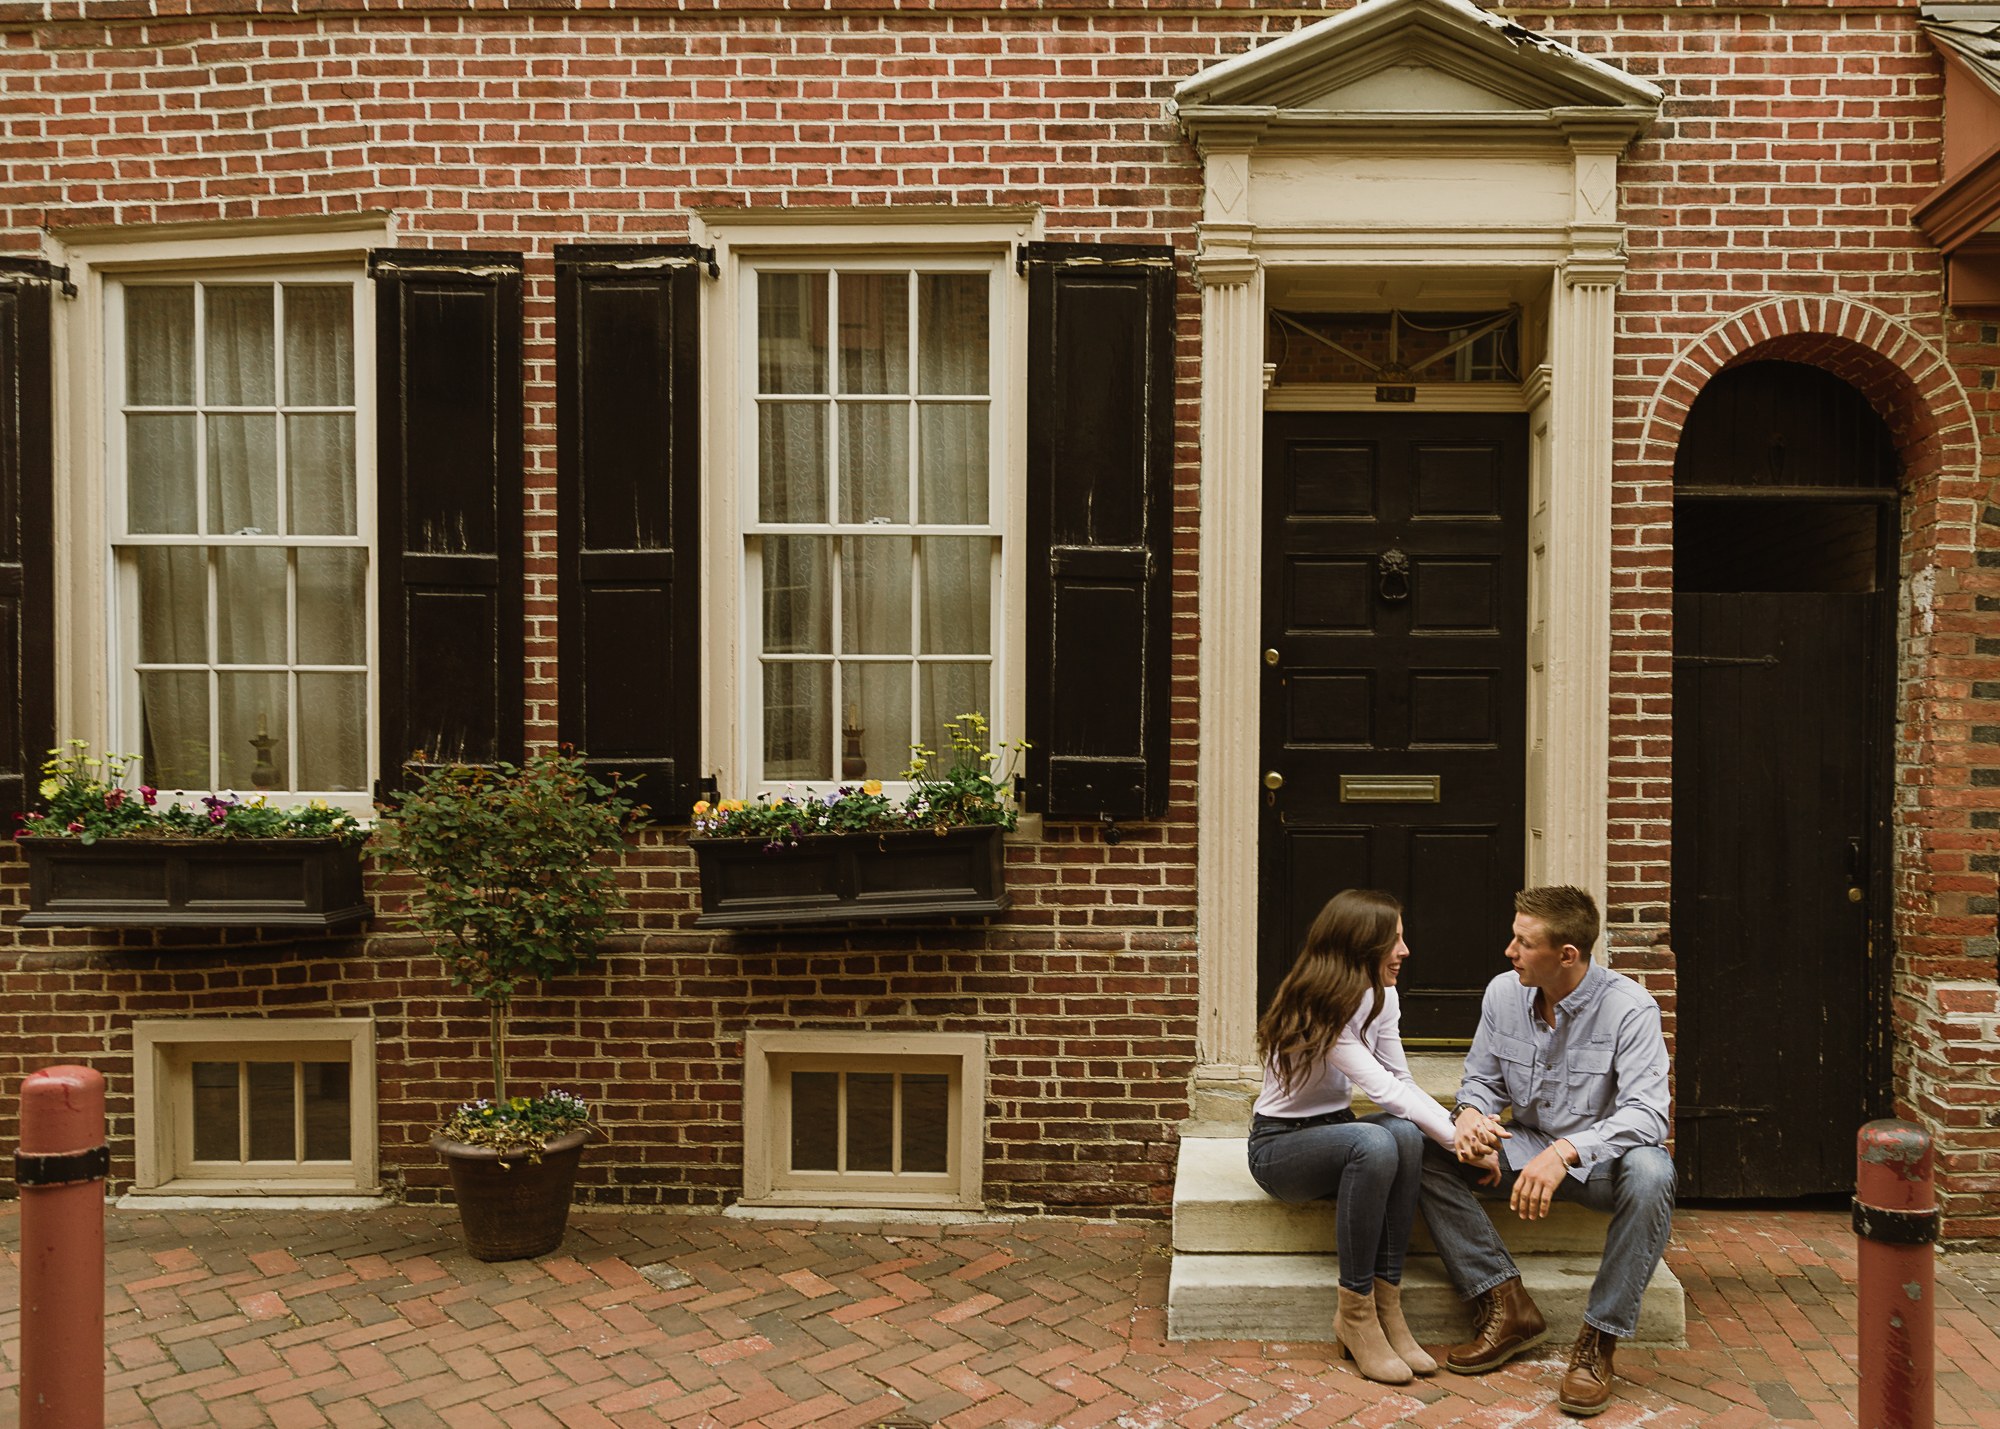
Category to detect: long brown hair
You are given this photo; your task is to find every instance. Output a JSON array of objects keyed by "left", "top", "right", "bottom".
[{"left": 1256, "top": 889, "right": 1403, "bottom": 1094}]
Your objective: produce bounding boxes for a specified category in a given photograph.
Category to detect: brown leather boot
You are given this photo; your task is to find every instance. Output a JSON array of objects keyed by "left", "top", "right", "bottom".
[
  {"left": 1556, "top": 1323, "right": 1618, "bottom": 1415},
  {"left": 1443, "top": 1276, "right": 1548, "bottom": 1374}
]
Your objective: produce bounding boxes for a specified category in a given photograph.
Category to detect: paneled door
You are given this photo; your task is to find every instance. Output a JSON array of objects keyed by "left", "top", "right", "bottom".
[{"left": 1258, "top": 413, "right": 1528, "bottom": 1041}]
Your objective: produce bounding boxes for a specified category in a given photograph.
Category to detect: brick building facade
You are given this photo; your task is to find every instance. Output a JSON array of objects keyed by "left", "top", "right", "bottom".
[{"left": 0, "top": 0, "right": 1996, "bottom": 1238}]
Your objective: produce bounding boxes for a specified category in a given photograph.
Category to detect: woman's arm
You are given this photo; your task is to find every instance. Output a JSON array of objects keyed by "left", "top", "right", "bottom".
[{"left": 1330, "top": 1015, "right": 1456, "bottom": 1148}]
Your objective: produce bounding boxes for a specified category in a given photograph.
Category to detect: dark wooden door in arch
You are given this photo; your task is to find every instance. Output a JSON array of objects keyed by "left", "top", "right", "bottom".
[
  {"left": 1257, "top": 412, "right": 1528, "bottom": 1041},
  {"left": 1672, "top": 358, "right": 1897, "bottom": 1199}
]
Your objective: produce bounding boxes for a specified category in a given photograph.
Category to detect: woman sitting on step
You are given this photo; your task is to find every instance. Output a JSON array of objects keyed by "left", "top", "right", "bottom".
[{"left": 1247, "top": 888, "right": 1459, "bottom": 1385}]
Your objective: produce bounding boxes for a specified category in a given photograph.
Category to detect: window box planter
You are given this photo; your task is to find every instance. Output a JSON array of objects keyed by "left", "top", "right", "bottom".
[
  {"left": 19, "top": 837, "right": 370, "bottom": 929},
  {"left": 692, "top": 824, "right": 1009, "bottom": 928}
]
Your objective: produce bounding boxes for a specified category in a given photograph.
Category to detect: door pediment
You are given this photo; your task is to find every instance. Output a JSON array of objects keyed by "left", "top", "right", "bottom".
[{"left": 1175, "top": 0, "right": 1660, "bottom": 148}]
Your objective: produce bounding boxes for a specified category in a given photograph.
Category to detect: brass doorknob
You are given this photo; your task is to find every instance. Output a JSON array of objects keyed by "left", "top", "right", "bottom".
[
  {"left": 1848, "top": 887, "right": 1863, "bottom": 903},
  {"left": 1263, "top": 771, "right": 1284, "bottom": 790},
  {"left": 1264, "top": 649, "right": 1280, "bottom": 666}
]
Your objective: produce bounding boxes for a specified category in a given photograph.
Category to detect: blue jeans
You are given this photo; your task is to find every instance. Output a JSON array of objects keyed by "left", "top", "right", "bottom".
[
  {"left": 1417, "top": 1138, "right": 1676, "bottom": 1338},
  {"left": 1247, "top": 1111, "right": 1426, "bottom": 1294}
]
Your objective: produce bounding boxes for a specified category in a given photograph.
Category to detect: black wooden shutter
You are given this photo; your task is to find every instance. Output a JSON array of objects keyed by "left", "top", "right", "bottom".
[
  {"left": 1023, "top": 242, "right": 1176, "bottom": 821},
  {"left": 369, "top": 250, "right": 525, "bottom": 790},
  {"left": 0, "top": 260, "right": 56, "bottom": 825},
  {"left": 552, "top": 245, "right": 704, "bottom": 818}
]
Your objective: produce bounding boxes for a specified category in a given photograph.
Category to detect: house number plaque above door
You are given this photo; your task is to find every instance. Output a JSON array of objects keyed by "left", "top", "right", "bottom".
[{"left": 1339, "top": 775, "right": 1442, "bottom": 804}]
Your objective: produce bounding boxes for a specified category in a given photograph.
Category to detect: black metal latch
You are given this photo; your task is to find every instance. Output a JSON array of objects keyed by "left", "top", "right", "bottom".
[
  {"left": 15, "top": 1144, "right": 109, "bottom": 1187},
  {"left": 1852, "top": 1196, "right": 1940, "bottom": 1246}
]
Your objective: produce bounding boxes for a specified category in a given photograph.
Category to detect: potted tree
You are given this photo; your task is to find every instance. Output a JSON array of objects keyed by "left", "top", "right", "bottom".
[
  {"left": 14, "top": 741, "right": 370, "bottom": 929},
  {"left": 377, "top": 748, "right": 639, "bottom": 1261},
  {"left": 689, "top": 713, "right": 1026, "bottom": 928}
]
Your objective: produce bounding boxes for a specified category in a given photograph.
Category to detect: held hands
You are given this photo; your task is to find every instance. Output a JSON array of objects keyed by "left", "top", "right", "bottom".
[
  {"left": 1453, "top": 1107, "right": 1510, "bottom": 1186},
  {"left": 1508, "top": 1139, "right": 1579, "bottom": 1220}
]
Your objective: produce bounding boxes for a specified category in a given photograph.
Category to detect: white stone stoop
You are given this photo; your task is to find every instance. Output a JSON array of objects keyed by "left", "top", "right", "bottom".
[{"left": 1167, "top": 1135, "right": 1687, "bottom": 1347}]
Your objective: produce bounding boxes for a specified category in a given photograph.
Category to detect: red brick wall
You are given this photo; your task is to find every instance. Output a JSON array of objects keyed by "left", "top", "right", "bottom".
[{"left": 3, "top": 0, "right": 1999, "bottom": 1233}]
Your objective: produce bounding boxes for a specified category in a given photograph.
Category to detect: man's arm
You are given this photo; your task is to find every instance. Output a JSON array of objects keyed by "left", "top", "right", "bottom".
[{"left": 1561, "top": 997, "right": 1671, "bottom": 1173}]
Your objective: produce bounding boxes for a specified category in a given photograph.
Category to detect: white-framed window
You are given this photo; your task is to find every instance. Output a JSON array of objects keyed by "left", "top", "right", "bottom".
[
  {"left": 103, "top": 266, "right": 375, "bottom": 813},
  {"left": 131, "top": 1017, "right": 378, "bottom": 1196},
  {"left": 742, "top": 1029, "right": 986, "bottom": 1210},
  {"left": 738, "top": 253, "right": 1011, "bottom": 793}
]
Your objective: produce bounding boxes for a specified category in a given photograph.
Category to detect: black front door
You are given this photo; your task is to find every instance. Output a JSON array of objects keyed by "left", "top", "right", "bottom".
[{"left": 1258, "top": 413, "right": 1528, "bottom": 1040}]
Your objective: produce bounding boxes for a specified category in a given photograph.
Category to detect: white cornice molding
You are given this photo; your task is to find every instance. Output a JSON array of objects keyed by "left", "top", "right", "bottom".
[{"left": 1176, "top": 104, "right": 1657, "bottom": 153}]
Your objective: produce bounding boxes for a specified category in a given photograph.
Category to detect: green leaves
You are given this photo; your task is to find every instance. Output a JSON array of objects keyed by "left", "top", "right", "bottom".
[{"left": 377, "top": 750, "right": 639, "bottom": 1012}]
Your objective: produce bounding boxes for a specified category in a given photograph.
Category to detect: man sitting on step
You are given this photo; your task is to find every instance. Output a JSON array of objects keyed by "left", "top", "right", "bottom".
[{"left": 1418, "top": 884, "right": 1674, "bottom": 1418}]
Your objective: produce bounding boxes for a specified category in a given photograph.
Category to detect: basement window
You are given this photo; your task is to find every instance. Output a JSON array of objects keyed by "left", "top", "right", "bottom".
[
  {"left": 132, "top": 1018, "right": 377, "bottom": 1195},
  {"left": 742, "top": 1030, "right": 985, "bottom": 1210}
]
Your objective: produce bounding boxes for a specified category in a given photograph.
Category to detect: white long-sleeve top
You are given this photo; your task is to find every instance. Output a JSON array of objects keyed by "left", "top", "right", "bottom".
[{"left": 1252, "top": 986, "right": 1457, "bottom": 1149}]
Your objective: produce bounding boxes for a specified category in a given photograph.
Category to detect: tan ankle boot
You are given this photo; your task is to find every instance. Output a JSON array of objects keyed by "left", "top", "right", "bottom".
[
  {"left": 1372, "top": 1278, "right": 1436, "bottom": 1375},
  {"left": 1333, "top": 1285, "right": 1413, "bottom": 1384}
]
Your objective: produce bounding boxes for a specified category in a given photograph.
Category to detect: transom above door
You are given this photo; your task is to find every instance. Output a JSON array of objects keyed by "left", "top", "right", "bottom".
[{"left": 1258, "top": 412, "right": 1528, "bottom": 1041}]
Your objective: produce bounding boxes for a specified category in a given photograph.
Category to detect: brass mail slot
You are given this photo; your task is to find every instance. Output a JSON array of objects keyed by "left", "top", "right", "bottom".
[{"left": 1340, "top": 775, "right": 1441, "bottom": 803}]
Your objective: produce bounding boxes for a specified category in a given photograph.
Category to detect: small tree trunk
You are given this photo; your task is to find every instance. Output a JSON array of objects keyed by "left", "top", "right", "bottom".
[{"left": 489, "top": 1001, "right": 507, "bottom": 1103}]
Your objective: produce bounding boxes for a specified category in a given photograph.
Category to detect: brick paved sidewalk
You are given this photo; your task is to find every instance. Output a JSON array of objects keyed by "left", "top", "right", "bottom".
[{"left": 0, "top": 1202, "right": 1995, "bottom": 1429}]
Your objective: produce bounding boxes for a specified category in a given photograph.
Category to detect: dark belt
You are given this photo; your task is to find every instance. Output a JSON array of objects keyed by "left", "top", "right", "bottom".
[{"left": 1250, "top": 1109, "right": 1356, "bottom": 1135}]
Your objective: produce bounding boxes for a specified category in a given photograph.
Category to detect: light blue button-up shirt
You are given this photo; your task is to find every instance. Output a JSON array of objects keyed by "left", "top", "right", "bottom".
[{"left": 1454, "top": 959, "right": 1671, "bottom": 1183}]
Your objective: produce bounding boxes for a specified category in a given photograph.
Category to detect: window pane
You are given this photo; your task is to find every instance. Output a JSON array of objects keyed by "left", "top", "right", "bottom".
[
  {"left": 758, "top": 273, "right": 828, "bottom": 395},
  {"left": 921, "top": 538, "right": 991, "bottom": 655},
  {"left": 287, "top": 413, "right": 357, "bottom": 535},
  {"left": 207, "top": 414, "right": 279, "bottom": 536},
  {"left": 302, "top": 1061, "right": 350, "bottom": 1161},
  {"left": 284, "top": 286, "right": 354, "bottom": 407},
  {"left": 205, "top": 287, "right": 276, "bottom": 407},
  {"left": 297, "top": 548, "right": 366, "bottom": 665},
  {"left": 127, "top": 414, "right": 198, "bottom": 533},
  {"left": 847, "top": 1072, "right": 894, "bottom": 1172},
  {"left": 840, "top": 663, "right": 910, "bottom": 785},
  {"left": 791, "top": 1071, "right": 839, "bottom": 1171},
  {"left": 140, "top": 672, "right": 210, "bottom": 789},
  {"left": 246, "top": 1061, "right": 293, "bottom": 1161},
  {"left": 217, "top": 547, "right": 288, "bottom": 665},
  {"left": 219, "top": 671, "right": 289, "bottom": 792},
  {"left": 838, "top": 404, "right": 909, "bottom": 524},
  {"left": 918, "top": 276, "right": 988, "bottom": 396},
  {"left": 763, "top": 663, "right": 830, "bottom": 782},
  {"left": 298, "top": 674, "right": 367, "bottom": 792},
  {"left": 758, "top": 403, "right": 828, "bottom": 523},
  {"left": 921, "top": 666, "right": 991, "bottom": 769},
  {"left": 838, "top": 273, "right": 908, "bottom": 395},
  {"left": 192, "top": 1062, "right": 239, "bottom": 1161},
  {"left": 902, "top": 1074, "right": 950, "bottom": 1174},
  {"left": 137, "top": 546, "right": 208, "bottom": 664},
  {"left": 841, "top": 537, "right": 912, "bottom": 655},
  {"left": 126, "top": 287, "right": 195, "bottom": 406},
  {"left": 918, "top": 405, "right": 988, "bottom": 525},
  {"left": 762, "top": 536, "right": 830, "bottom": 654}
]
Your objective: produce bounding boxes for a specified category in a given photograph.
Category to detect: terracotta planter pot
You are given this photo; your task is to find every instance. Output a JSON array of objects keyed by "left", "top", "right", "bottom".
[{"left": 430, "top": 1128, "right": 588, "bottom": 1261}]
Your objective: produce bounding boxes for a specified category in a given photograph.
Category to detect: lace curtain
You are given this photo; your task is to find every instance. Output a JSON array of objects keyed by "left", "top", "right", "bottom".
[
  {"left": 756, "top": 271, "right": 993, "bottom": 782},
  {"left": 123, "top": 282, "right": 365, "bottom": 793}
]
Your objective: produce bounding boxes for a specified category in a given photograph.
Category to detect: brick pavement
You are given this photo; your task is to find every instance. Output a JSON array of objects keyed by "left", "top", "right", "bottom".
[{"left": 0, "top": 1202, "right": 1995, "bottom": 1428}]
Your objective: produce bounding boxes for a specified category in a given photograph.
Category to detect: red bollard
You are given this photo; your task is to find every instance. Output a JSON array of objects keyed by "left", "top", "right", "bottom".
[
  {"left": 1855, "top": 1118, "right": 1937, "bottom": 1429},
  {"left": 18, "top": 1065, "right": 107, "bottom": 1429}
]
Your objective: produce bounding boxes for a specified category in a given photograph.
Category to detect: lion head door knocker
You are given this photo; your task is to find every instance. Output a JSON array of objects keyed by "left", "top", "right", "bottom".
[{"left": 1377, "top": 548, "right": 1411, "bottom": 602}]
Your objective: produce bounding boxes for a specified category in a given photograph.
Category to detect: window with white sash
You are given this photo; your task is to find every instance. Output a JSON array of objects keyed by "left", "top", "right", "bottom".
[
  {"left": 742, "top": 258, "right": 1006, "bottom": 790},
  {"left": 106, "top": 271, "right": 374, "bottom": 810}
]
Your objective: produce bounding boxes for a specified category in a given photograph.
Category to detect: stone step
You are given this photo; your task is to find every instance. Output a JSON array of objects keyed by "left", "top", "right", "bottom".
[
  {"left": 1167, "top": 1251, "right": 1686, "bottom": 1346},
  {"left": 1173, "top": 1136, "right": 1605, "bottom": 1255}
]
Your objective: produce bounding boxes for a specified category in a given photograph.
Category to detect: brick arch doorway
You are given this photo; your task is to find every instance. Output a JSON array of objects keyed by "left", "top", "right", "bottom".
[{"left": 1670, "top": 357, "right": 1900, "bottom": 1199}]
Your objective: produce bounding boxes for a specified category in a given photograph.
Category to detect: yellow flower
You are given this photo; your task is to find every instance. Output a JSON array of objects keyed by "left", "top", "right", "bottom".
[
  {"left": 693, "top": 800, "right": 712, "bottom": 817},
  {"left": 862, "top": 779, "right": 882, "bottom": 796},
  {"left": 38, "top": 778, "right": 58, "bottom": 799}
]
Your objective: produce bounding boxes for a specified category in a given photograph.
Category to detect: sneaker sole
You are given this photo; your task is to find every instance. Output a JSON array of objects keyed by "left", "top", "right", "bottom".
[{"left": 1442, "top": 1329, "right": 1550, "bottom": 1375}]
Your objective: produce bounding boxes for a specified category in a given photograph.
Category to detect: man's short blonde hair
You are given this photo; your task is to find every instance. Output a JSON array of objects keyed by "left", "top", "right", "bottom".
[{"left": 1514, "top": 885, "right": 1599, "bottom": 960}]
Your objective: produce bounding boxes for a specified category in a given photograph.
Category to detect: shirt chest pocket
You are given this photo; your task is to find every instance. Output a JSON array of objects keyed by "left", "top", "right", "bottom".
[
  {"left": 1566, "top": 1042, "right": 1614, "bottom": 1110},
  {"left": 1492, "top": 1034, "right": 1534, "bottom": 1104}
]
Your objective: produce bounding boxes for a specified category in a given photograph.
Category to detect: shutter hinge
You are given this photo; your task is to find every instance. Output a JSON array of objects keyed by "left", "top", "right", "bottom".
[
  {"left": 699, "top": 246, "right": 718, "bottom": 278},
  {"left": 16, "top": 1143, "right": 109, "bottom": 1187},
  {"left": 0, "top": 258, "right": 75, "bottom": 298}
]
